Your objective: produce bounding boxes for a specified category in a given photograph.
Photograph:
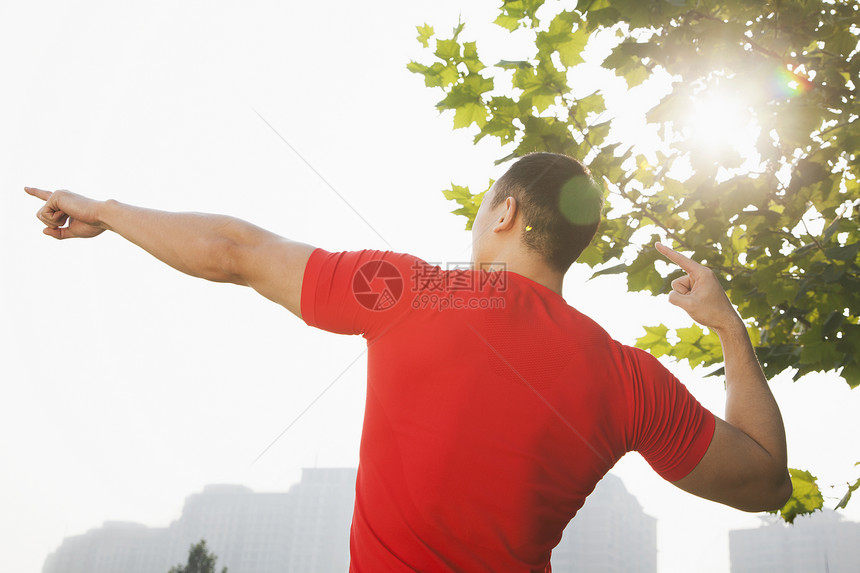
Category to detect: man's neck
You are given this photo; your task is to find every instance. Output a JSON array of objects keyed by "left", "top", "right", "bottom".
[
  {"left": 506, "top": 263, "right": 564, "bottom": 296},
  {"left": 477, "top": 249, "right": 564, "bottom": 296}
]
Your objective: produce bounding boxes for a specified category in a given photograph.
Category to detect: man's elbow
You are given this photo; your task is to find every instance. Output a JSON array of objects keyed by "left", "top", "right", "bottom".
[
  {"left": 214, "top": 236, "right": 249, "bottom": 285},
  {"left": 203, "top": 217, "right": 257, "bottom": 285},
  {"left": 746, "top": 470, "right": 793, "bottom": 513},
  {"left": 768, "top": 471, "right": 794, "bottom": 511}
]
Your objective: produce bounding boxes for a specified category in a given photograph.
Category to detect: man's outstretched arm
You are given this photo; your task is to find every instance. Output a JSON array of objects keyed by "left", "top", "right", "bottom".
[
  {"left": 25, "top": 187, "right": 315, "bottom": 319},
  {"left": 655, "top": 242, "right": 792, "bottom": 512}
]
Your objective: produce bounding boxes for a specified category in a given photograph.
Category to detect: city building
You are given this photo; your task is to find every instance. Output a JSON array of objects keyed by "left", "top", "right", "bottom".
[
  {"left": 43, "top": 469, "right": 655, "bottom": 572},
  {"left": 282, "top": 468, "right": 354, "bottom": 572},
  {"left": 730, "top": 509, "right": 860, "bottom": 573},
  {"left": 41, "top": 521, "right": 171, "bottom": 573},
  {"left": 552, "top": 473, "right": 658, "bottom": 573},
  {"left": 42, "top": 468, "right": 356, "bottom": 573}
]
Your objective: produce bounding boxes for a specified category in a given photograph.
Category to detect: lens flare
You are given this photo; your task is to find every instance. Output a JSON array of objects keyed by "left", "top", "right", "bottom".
[{"left": 770, "top": 67, "right": 812, "bottom": 99}]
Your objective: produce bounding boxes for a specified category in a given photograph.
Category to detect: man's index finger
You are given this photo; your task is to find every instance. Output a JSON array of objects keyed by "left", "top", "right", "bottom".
[
  {"left": 24, "top": 187, "right": 52, "bottom": 201},
  {"left": 654, "top": 242, "right": 700, "bottom": 273}
]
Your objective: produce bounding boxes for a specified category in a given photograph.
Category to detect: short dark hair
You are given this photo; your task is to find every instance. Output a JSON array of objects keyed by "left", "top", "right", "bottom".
[{"left": 490, "top": 152, "right": 603, "bottom": 273}]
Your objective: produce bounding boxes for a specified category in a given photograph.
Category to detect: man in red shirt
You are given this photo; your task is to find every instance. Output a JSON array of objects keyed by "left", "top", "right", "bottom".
[{"left": 26, "top": 152, "right": 791, "bottom": 572}]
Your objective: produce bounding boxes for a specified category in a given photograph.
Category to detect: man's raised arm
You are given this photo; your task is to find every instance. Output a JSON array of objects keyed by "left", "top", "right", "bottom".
[
  {"left": 25, "top": 187, "right": 315, "bottom": 319},
  {"left": 654, "top": 242, "right": 792, "bottom": 512}
]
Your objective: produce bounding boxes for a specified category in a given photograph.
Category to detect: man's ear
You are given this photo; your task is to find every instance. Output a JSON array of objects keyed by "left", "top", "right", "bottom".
[{"left": 493, "top": 196, "right": 518, "bottom": 233}]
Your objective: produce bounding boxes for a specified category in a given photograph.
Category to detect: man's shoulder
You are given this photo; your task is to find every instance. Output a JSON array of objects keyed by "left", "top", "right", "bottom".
[{"left": 306, "top": 249, "right": 429, "bottom": 283}]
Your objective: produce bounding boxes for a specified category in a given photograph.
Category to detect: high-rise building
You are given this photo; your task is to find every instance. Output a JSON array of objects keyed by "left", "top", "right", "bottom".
[
  {"left": 730, "top": 510, "right": 860, "bottom": 573},
  {"left": 41, "top": 521, "right": 171, "bottom": 573},
  {"left": 42, "top": 468, "right": 357, "bottom": 573},
  {"left": 551, "top": 473, "right": 658, "bottom": 573},
  {"left": 284, "top": 468, "right": 354, "bottom": 572},
  {"left": 170, "top": 484, "right": 295, "bottom": 573},
  {"left": 43, "top": 469, "right": 654, "bottom": 572}
]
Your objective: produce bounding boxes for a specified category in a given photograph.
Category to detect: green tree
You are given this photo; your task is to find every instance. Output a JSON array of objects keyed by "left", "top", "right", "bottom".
[
  {"left": 168, "top": 540, "right": 227, "bottom": 573},
  {"left": 409, "top": 0, "right": 859, "bottom": 522}
]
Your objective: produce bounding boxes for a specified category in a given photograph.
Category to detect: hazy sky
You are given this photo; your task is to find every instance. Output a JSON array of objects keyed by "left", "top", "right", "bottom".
[{"left": 2, "top": 2, "right": 859, "bottom": 573}]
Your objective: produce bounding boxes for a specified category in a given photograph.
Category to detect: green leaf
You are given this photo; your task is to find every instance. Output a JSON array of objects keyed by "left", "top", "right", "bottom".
[
  {"left": 835, "top": 476, "right": 860, "bottom": 510},
  {"left": 441, "top": 181, "right": 491, "bottom": 230},
  {"left": 463, "top": 73, "right": 494, "bottom": 97},
  {"left": 577, "top": 239, "right": 608, "bottom": 267},
  {"left": 646, "top": 90, "right": 682, "bottom": 125},
  {"left": 826, "top": 242, "right": 860, "bottom": 262},
  {"left": 515, "top": 115, "right": 580, "bottom": 158},
  {"left": 441, "top": 184, "right": 472, "bottom": 202},
  {"left": 435, "top": 38, "right": 460, "bottom": 61},
  {"left": 416, "top": 24, "right": 434, "bottom": 48},
  {"left": 775, "top": 469, "right": 824, "bottom": 524},
  {"left": 476, "top": 96, "right": 522, "bottom": 144},
  {"left": 513, "top": 62, "right": 568, "bottom": 113},
  {"left": 591, "top": 262, "right": 627, "bottom": 277},
  {"left": 494, "top": 13, "right": 521, "bottom": 32},
  {"left": 839, "top": 361, "right": 860, "bottom": 389},
  {"left": 462, "top": 42, "right": 485, "bottom": 73},
  {"left": 407, "top": 60, "right": 429, "bottom": 75},
  {"left": 673, "top": 324, "right": 722, "bottom": 369},
  {"left": 453, "top": 101, "right": 488, "bottom": 129},
  {"left": 494, "top": 0, "right": 544, "bottom": 30},
  {"left": 408, "top": 61, "right": 459, "bottom": 88},
  {"left": 437, "top": 76, "right": 493, "bottom": 108},
  {"left": 437, "top": 63, "right": 460, "bottom": 88},
  {"left": 436, "top": 74, "right": 494, "bottom": 129},
  {"left": 626, "top": 244, "right": 664, "bottom": 295},
  {"left": 623, "top": 65, "right": 650, "bottom": 88},
  {"left": 577, "top": 91, "right": 605, "bottom": 117},
  {"left": 602, "top": 40, "right": 652, "bottom": 88},
  {"left": 580, "top": 0, "right": 611, "bottom": 11},
  {"left": 536, "top": 11, "right": 588, "bottom": 68},
  {"left": 779, "top": 103, "right": 824, "bottom": 147},
  {"left": 799, "top": 339, "right": 844, "bottom": 370},
  {"left": 636, "top": 324, "right": 672, "bottom": 358},
  {"left": 451, "top": 19, "right": 465, "bottom": 42},
  {"left": 497, "top": 59, "right": 532, "bottom": 70}
]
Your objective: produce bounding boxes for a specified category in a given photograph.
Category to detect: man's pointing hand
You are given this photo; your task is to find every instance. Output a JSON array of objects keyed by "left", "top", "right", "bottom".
[
  {"left": 654, "top": 242, "right": 742, "bottom": 333},
  {"left": 25, "top": 187, "right": 106, "bottom": 240}
]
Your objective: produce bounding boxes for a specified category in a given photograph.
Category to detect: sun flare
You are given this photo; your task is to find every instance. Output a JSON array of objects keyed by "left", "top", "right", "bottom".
[{"left": 685, "top": 89, "right": 758, "bottom": 160}]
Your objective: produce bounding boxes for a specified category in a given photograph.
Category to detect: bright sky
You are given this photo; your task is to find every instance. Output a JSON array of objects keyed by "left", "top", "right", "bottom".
[{"left": 2, "top": 2, "right": 859, "bottom": 573}]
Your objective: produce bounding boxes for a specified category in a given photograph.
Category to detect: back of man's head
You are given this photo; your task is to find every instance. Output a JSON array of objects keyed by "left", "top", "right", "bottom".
[{"left": 491, "top": 152, "right": 603, "bottom": 274}]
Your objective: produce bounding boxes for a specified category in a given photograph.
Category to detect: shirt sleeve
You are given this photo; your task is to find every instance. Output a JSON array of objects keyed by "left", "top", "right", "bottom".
[
  {"left": 623, "top": 345, "right": 716, "bottom": 482},
  {"left": 300, "top": 248, "right": 423, "bottom": 338}
]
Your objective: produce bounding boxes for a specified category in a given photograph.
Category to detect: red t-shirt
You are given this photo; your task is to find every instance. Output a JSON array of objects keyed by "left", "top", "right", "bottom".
[{"left": 301, "top": 249, "right": 715, "bottom": 573}]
